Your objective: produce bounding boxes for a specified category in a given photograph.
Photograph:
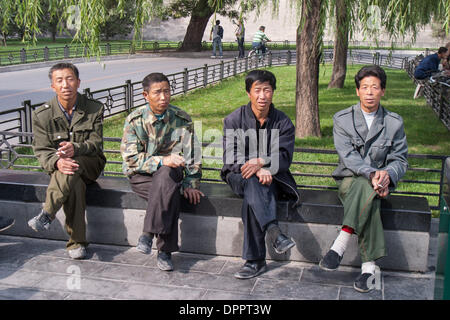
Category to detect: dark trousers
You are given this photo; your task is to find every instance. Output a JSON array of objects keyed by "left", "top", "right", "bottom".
[
  {"left": 226, "top": 173, "right": 278, "bottom": 261},
  {"left": 44, "top": 155, "right": 105, "bottom": 250},
  {"left": 237, "top": 37, "right": 245, "bottom": 58},
  {"left": 129, "top": 166, "right": 183, "bottom": 253}
]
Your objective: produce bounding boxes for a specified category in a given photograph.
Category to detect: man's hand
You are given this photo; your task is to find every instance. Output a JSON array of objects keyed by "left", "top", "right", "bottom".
[
  {"left": 56, "top": 141, "right": 74, "bottom": 158},
  {"left": 183, "top": 188, "right": 205, "bottom": 205},
  {"left": 371, "top": 170, "right": 390, "bottom": 198},
  {"left": 56, "top": 157, "right": 79, "bottom": 175},
  {"left": 241, "top": 158, "right": 265, "bottom": 179},
  {"left": 256, "top": 168, "right": 272, "bottom": 185},
  {"left": 163, "top": 154, "right": 185, "bottom": 168}
]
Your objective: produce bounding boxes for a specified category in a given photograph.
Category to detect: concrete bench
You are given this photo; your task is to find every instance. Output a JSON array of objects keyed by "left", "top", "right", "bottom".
[{"left": 0, "top": 169, "right": 431, "bottom": 272}]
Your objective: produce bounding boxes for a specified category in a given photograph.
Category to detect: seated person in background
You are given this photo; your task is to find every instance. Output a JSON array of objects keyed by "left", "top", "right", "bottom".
[{"left": 414, "top": 47, "right": 448, "bottom": 80}]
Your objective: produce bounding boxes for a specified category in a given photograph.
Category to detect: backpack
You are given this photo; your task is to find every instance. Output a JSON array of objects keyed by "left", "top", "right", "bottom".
[{"left": 218, "top": 26, "right": 224, "bottom": 39}]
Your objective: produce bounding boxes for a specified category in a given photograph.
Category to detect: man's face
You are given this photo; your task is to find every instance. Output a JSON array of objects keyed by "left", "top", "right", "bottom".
[
  {"left": 439, "top": 50, "right": 449, "bottom": 60},
  {"left": 247, "top": 80, "right": 273, "bottom": 114},
  {"left": 143, "top": 81, "right": 171, "bottom": 115},
  {"left": 356, "top": 76, "right": 385, "bottom": 113},
  {"left": 51, "top": 68, "right": 80, "bottom": 104}
]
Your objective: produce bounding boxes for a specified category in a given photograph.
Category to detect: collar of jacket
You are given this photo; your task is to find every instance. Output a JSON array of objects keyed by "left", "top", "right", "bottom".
[
  {"left": 353, "top": 102, "right": 386, "bottom": 143},
  {"left": 244, "top": 102, "right": 275, "bottom": 128},
  {"left": 50, "top": 93, "right": 86, "bottom": 128},
  {"left": 143, "top": 105, "right": 170, "bottom": 125}
]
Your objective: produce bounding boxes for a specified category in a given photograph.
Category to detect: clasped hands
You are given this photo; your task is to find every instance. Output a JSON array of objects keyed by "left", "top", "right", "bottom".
[
  {"left": 241, "top": 157, "right": 272, "bottom": 185},
  {"left": 370, "top": 170, "right": 390, "bottom": 198}
]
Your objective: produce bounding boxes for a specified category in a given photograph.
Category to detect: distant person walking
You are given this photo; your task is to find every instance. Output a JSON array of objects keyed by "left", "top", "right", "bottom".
[
  {"left": 210, "top": 20, "right": 224, "bottom": 59},
  {"left": 235, "top": 19, "right": 245, "bottom": 59}
]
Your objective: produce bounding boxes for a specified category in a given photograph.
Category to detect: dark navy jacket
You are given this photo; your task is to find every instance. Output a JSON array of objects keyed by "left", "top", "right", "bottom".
[
  {"left": 414, "top": 53, "right": 440, "bottom": 79},
  {"left": 221, "top": 103, "right": 300, "bottom": 206}
]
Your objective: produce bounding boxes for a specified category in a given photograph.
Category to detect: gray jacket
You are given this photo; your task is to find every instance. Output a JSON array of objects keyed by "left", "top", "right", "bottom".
[{"left": 332, "top": 103, "right": 408, "bottom": 187}]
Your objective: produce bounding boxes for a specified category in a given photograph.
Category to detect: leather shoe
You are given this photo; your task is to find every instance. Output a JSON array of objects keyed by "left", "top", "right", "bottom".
[
  {"left": 234, "top": 260, "right": 267, "bottom": 279},
  {"left": 319, "top": 249, "right": 343, "bottom": 271},
  {"left": 273, "top": 233, "right": 295, "bottom": 254},
  {"left": 354, "top": 273, "right": 376, "bottom": 293}
]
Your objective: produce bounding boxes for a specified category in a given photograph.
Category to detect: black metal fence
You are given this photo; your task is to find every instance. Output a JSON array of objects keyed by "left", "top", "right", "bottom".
[
  {"left": 405, "top": 59, "right": 450, "bottom": 130},
  {"left": 1, "top": 49, "right": 409, "bottom": 144},
  {"left": 0, "top": 131, "right": 447, "bottom": 212}
]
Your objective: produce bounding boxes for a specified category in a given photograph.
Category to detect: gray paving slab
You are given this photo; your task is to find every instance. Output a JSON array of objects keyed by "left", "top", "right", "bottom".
[
  {"left": 0, "top": 234, "right": 437, "bottom": 300},
  {"left": 252, "top": 278, "right": 340, "bottom": 300}
]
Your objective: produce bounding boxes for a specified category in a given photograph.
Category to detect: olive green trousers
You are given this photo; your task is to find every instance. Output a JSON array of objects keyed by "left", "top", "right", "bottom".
[
  {"left": 337, "top": 176, "right": 387, "bottom": 262},
  {"left": 43, "top": 155, "right": 105, "bottom": 250}
]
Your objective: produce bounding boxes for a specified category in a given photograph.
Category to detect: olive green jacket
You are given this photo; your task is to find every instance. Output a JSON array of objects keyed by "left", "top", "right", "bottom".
[{"left": 32, "top": 93, "right": 106, "bottom": 174}]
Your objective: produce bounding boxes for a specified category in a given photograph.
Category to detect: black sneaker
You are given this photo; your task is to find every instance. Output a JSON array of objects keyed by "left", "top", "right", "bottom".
[
  {"left": 136, "top": 234, "right": 152, "bottom": 254},
  {"left": 319, "top": 249, "right": 343, "bottom": 271},
  {"left": 234, "top": 260, "right": 267, "bottom": 279},
  {"left": 273, "top": 233, "right": 295, "bottom": 254},
  {"left": 354, "top": 273, "right": 375, "bottom": 293},
  {"left": 157, "top": 251, "right": 174, "bottom": 271},
  {"left": 0, "top": 216, "right": 14, "bottom": 232}
]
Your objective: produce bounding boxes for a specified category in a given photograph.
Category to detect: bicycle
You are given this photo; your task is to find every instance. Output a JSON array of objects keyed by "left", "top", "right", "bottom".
[{"left": 247, "top": 40, "right": 271, "bottom": 61}]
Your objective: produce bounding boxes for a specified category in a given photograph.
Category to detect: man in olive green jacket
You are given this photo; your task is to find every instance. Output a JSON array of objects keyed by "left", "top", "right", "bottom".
[{"left": 28, "top": 63, "right": 106, "bottom": 260}]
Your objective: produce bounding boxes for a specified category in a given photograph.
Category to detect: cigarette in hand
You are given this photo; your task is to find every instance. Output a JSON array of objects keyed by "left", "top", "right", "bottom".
[{"left": 377, "top": 184, "right": 383, "bottom": 188}]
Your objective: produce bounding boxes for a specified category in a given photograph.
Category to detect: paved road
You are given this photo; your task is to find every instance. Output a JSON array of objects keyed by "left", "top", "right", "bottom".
[
  {"left": 0, "top": 49, "right": 422, "bottom": 113},
  {"left": 0, "top": 53, "right": 235, "bottom": 112}
]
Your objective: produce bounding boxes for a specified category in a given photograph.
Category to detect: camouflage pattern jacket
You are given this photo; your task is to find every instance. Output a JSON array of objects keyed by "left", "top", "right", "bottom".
[
  {"left": 120, "top": 104, "right": 201, "bottom": 190},
  {"left": 32, "top": 93, "right": 106, "bottom": 174}
]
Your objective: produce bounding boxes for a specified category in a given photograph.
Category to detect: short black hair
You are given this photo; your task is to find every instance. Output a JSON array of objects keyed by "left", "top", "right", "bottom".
[
  {"left": 142, "top": 73, "right": 170, "bottom": 92},
  {"left": 48, "top": 63, "right": 79, "bottom": 81},
  {"left": 438, "top": 47, "right": 448, "bottom": 54},
  {"left": 354, "top": 65, "right": 387, "bottom": 89},
  {"left": 245, "top": 70, "right": 276, "bottom": 93},
  {"left": 216, "top": 20, "right": 220, "bottom": 25}
]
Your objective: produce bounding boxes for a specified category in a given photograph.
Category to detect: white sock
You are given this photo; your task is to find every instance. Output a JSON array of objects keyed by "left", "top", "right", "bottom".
[
  {"left": 361, "top": 261, "right": 376, "bottom": 275},
  {"left": 330, "top": 230, "right": 352, "bottom": 257}
]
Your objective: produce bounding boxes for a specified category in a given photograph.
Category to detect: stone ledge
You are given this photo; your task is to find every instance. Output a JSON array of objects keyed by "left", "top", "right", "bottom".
[{"left": 0, "top": 169, "right": 432, "bottom": 232}]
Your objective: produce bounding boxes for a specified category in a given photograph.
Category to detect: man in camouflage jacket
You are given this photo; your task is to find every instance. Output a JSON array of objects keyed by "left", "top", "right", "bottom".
[
  {"left": 121, "top": 72, "right": 203, "bottom": 271},
  {"left": 28, "top": 63, "right": 106, "bottom": 260}
]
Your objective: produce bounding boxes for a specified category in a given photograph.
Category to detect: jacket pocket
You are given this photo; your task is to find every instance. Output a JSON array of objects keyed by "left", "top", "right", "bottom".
[
  {"left": 72, "top": 123, "right": 93, "bottom": 143},
  {"left": 51, "top": 132, "right": 69, "bottom": 146},
  {"left": 370, "top": 139, "right": 392, "bottom": 166}
]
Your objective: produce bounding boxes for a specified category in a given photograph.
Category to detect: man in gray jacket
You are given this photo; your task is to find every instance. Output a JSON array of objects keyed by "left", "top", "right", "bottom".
[{"left": 319, "top": 65, "right": 408, "bottom": 293}]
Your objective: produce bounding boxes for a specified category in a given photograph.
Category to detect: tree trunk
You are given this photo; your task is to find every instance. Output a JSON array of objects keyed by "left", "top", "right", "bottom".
[
  {"left": 1, "top": 32, "right": 6, "bottom": 46},
  {"left": 51, "top": 22, "right": 57, "bottom": 42},
  {"left": 328, "top": 0, "right": 349, "bottom": 89},
  {"left": 295, "top": 0, "right": 323, "bottom": 138},
  {"left": 179, "top": 0, "right": 214, "bottom": 52}
]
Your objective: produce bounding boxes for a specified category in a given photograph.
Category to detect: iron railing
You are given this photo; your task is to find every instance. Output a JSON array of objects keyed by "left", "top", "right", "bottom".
[
  {"left": 0, "top": 131, "right": 447, "bottom": 212},
  {"left": 405, "top": 59, "right": 450, "bottom": 130},
  {"left": 1, "top": 49, "right": 409, "bottom": 142}
]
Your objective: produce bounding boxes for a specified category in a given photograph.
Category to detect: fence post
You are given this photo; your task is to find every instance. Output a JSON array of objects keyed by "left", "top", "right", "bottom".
[
  {"left": 268, "top": 52, "right": 273, "bottom": 67},
  {"left": 183, "top": 68, "right": 188, "bottom": 94},
  {"left": 43, "top": 46, "right": 49, "bottom": 61},
  {"left": 21, "top": 100, "right": 32, "bottom": 144},
  {"left": 126, "top": 80, "right": 133, "bottom": 113},
  {"left": 220, "top": 61, "right": 224, "bottom": 80},
  {"left": 287, "top": 50, "right": 291, "bottom": 66},
  {"left": 106, "top": 43, "right": 111, "bottom": 56},
  {"left": 245, "top": 56, "right": 248, "bottom": 72},
  {"left": 64, "top": 45, "right": 69, "bottom": 59},
  {"left": 233, "top": 58, "right": 237, "bottom": 76},
  {"left": 20, "top": 48, "right": 26, "bottom": 64},
  {"left": 83, "top": 88, "right": 92, "bottom": 99},
  {"left": 203, "top": 64, "right": 208, "bottom": 87}
]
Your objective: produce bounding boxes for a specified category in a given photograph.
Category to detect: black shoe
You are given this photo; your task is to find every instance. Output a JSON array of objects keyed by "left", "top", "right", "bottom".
[
  {"left": 0, "top": 216, "right": 14, "bottom": 232},
  {"left": 157, "top": 251, "right": 173, "bottom": 271},
  {"left": 136, "top": 234, "right": 153, "bottom": 254},
  {"left": 354, "top": 273, "right": 375, "bottom": 293},
  {"left": 273, "top": 233, "right": 295, "bottom": 254},
  {"left": 234, "top": 260, "right": 267, "bottom": 279},
  {"left": 319, "top": 249, "right": 343, "bottom": 271}
]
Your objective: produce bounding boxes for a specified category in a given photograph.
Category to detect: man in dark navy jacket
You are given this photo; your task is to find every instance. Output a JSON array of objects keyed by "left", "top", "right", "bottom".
[
  {"left": 221, "top": 70, "right": 300, "bottom": 279},
  {"left": 414, "top": 47, "right": 448, "bottom": 80}
]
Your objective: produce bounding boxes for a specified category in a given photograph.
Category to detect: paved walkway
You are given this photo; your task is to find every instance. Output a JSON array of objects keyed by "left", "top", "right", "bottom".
[{"left": 0, "top": 230, "right": 436, "bottom": 301}]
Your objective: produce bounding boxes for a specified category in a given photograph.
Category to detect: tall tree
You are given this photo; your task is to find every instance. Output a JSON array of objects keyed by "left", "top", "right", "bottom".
[{"left": 295, "top": 0, "right": 327, "bottom": 138}]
